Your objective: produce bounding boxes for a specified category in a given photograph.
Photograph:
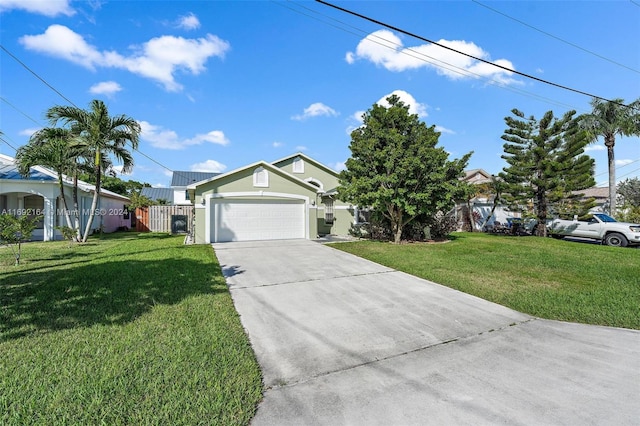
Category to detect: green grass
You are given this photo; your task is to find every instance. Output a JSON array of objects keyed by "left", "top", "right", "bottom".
[
  {"left": 0, "top": 233, "right": 262, "bottom": 425},
  {"left": 331, "top": 233, "right": 640, "bottom": 330}
]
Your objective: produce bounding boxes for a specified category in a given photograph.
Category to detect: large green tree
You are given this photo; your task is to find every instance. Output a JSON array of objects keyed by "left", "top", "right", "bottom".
[
  {"left": 579, "top": 97, "right": 640, "bottom": 217},
  {"left": 46, "top": 100, "right": 140, "bottom": 242},
  {"left": 499, "top": 109, "right": 595, "bottom": 236},
  {"left": 338, "top": 95, "right": 472, "bottom": 244}
]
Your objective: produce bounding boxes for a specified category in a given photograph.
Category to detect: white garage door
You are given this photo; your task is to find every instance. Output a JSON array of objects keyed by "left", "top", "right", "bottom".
[{"left": 211, "top": 199, "right": 305, "bottom": 242}]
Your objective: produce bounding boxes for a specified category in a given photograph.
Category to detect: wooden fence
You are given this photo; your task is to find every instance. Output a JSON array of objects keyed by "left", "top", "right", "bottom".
[{"left": 135, "top": 205, "right": 194, "bottom": 234}]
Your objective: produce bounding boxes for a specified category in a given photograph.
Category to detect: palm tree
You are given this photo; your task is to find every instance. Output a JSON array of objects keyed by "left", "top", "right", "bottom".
[
  {"left": 46, "top": 100, "right": 140, "bottom": 242},
  {"left": 580, "top": 97, "right": 640, "bottom": 217},
  {"left": 15, "top": 128, "right": 79, "bottom": 237}
]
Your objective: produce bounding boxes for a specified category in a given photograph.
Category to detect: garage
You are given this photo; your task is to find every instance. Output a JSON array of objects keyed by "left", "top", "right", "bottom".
[{"left": 211, "top": 199, "right": 306, "bottom": 242}]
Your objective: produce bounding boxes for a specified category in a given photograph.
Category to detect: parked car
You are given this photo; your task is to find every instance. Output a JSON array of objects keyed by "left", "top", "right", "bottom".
[{"left": 547, "top": 213, "right": 640, "bottom": 247}]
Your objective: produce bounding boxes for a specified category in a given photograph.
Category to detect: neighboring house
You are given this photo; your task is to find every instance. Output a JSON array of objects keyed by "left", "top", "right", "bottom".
[
  {"left": 577, "top": 186, "right": 609, "bottom": 213},
  {"left": 140, "top": 171, "right": 218, "bottom": 205},
  {"left": 140, "top": 187, "right": 174, "bottom": 204},
  {"left": 455, "top": 168, "right": 520, "bottom": 230},
  {"left": 171, "top": 171, "right": 219, "bottom": 205},
  {"left": 188, "top": 153, "right": 354, "bottom": 243},
  {"left": 0, "top": 153, "right": 130, "bottom": 241}
]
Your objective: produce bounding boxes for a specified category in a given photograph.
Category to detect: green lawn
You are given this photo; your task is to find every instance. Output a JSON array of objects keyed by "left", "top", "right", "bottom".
[
  {"left": 332, "top": 233, "right": 640, "bottom": 330},
  {"left": 0, "top": 233, "right": 262, "bottom": 425}
]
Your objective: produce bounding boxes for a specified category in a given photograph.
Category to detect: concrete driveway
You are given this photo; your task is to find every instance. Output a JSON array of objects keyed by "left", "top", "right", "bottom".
[{"left": 213, "top": 240, "right": 640, "bottom": 425}]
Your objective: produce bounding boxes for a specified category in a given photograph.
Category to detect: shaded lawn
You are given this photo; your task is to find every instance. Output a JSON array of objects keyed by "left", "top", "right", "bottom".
[
  {"left": 0, "top": 233, "right": 262, "bottom": 425},
  {"left": 331, "top": 233, "right": 640, "bottom": 330}
]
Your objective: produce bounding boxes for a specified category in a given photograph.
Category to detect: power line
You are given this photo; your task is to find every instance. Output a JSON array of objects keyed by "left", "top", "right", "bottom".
[
  {"left": 0, "top": 135, "right": 19, "bottom": 152},
  {"left": 314, "top": 0, "right": 637, "bottom": 110},
  {"left": 1, "top": 45, "right": 79, "bottom": 109},
  {"left": 471, "top": 0, "right": 640, "bottom": 75},
  {"left": 277, "top": 1, "right": 582, "bottom": 112},
  {"left": 0, "top": 45, "right": 182, "bottom": 181}
]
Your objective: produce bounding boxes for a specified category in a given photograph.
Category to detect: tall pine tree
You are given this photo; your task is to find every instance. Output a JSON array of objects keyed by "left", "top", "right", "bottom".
[{"left": 499, "top": 109, "right": 595, "bottom": 236}]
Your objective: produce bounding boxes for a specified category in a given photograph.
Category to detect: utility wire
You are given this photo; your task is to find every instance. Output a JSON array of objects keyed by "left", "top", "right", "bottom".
[
  {"left": 471, "top": 0, "right": 640, "bottom": 75},
  {"left": 314, "top": 0, "right": 637, "bottom": 110},
  {"left": 278, "top": 1, "right": 582, "bottom": 112},
  {"left": 0, "top": 45, "right": 183, "bottom": 180}
]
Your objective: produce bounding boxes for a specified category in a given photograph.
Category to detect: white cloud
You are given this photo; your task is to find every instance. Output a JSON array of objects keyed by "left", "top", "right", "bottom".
[
  {"left": 109, "top": 164, "right": 131, "bottom": 176},
  {"left": 272, "top": 141, "right": 284, "bottom": 148},
  {"left": 19, "top": 25, "right": 230, "bottom": 92},
  {"left": 377, "top": 90, "right": 428, "bottom": 117},
  {"left": 89, "top": 81, "right": 122, "bottom": 96},
  {"left": 177, "top": 13, "right": 200, "bottom": 30},
  {"left": 291, "top": 102, "right": 338, "bottom": 121},
  {"left": 0, "top": 0, "right": 75, "bottom": 17},
  {"left": 585, "top": 144, "right": 605, "bottom": 152},
  {"left": 153, "top": 182, "right": 167, "bottom": 188},
  {"left": 435, "top": 125, "right": 455, "bottom": 134},
  {"left": 295, "top": 145, "right": 308, "bottom": 152},
  {"left": 615, "top": 159, "right": 633, "bottom": 167},
  {"left": 139, "top": 121, "right": 229, "bottom": 150},
  {"left": 19, "top": 128, "right": 40, "bottom": 136},
  {"left": 190, "top": 159, "right": 227, "bottom": 173},
  {"left": 331, "top": 161, "right": 346, "bottom": 172},
  {"left": 347, "top": 29, "right": 519, "bottom": 85}
]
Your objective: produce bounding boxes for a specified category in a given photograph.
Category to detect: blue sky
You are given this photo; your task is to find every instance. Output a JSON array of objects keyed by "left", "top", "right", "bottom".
[{"left": 1, "top": 0, "right": 639, "bottom": 188}]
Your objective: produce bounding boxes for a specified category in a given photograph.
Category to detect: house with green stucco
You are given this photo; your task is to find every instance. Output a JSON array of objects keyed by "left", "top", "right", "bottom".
[{"left": 187, "top": 153, "right": 356, "bottom": 244}]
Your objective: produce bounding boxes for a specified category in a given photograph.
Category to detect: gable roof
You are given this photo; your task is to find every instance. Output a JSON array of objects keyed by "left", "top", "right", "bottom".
[
  {"left": 271, "top": 152, "right": 339, "bottom": 177},
  {"left": 576, "top": 186, "right": 609, "bottom": 199},
  {"left": 0, "top": 153, "right": 57, "bottom": 181},
  {"left": 187, "top": 160, "right": 320, "bottom": 192},
  {"left": 463, "top": 169, "right": 492, "bottom": 184},
  {"left": 171, "top": 171, "right": 219, "bottom": 187}
]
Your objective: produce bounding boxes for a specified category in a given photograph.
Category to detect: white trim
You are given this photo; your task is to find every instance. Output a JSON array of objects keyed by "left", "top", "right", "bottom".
[
  {"left": 204, "top": 192, "right": 310, "bottom": 243},
  {"left": 253, "top": 167, "right": 269, "bottom": 188},
  {"left": 304, "top": 177, "right": 324, "bottom": 191},
  {"left": 292, "top": 156, "right": 304, "bottom": 174}
]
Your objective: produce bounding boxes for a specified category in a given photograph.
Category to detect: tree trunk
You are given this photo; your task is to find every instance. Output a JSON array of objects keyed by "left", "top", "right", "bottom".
[
  {"left": 605, "top": 134, "right": 616, "bottom": 217},
  {"left": 82, "top": 152, "right": 101, "bottom": 242},
  {"left": 536, "top": 189, "right": 547, "bottom": 237},
  {"left": 480, "top": 196, "right": 500, "bottom": 231},
  {"left": 466, "top": 198, "right": 474, "bottom": 232},
  {"left": 72, "top": 173, "right": 81, "bottom": 242},
  {"left": 57, "top": 175, "right": 74, "bottom": 230},
  {"left": 391, "top": 207, "right": 403, "bottom": 244}
]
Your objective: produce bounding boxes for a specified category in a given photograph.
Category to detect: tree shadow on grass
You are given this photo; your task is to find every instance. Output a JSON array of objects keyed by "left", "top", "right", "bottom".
[{"left": 0, "top": 256, "right": 227, "bottom": 342}]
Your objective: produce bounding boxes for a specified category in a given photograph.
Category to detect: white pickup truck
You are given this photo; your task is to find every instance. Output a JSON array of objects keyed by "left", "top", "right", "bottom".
[{"left": 547, "top": 213, "right": 640, "bottom": 247}]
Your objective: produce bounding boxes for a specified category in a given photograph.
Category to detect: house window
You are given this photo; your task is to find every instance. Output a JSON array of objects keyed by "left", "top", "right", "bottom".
[
  {"left": 293, "top": 157, "right": 304, "bottom": 174},
  {"left": 305, "top": 178, "right": 323, "bottom": 191},
  {"left": 324, "top": 198, "right": 334, "bottom": 225},
  {"left": 23, "top": 195, "right": 44, "bottom": 229},
  {"left": 185, "top": 189, "right": 190, "bottom": 201},
  {"left": 253, "top": 167, "right": 269, "bottom": 188}
]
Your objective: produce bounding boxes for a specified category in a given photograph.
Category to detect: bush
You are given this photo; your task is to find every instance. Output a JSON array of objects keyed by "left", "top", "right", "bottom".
[{"left": 618, "top": 205, "right": 640, "bottom": 224}]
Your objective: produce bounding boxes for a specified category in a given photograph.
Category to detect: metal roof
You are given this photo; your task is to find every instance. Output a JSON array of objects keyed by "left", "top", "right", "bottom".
[
  {"left": 0, "top": 161, "right": 57, "bottom": 181},
  {"left": 171, "top": 171, "right": 219, "bottom": 187},
  {"left": 141, "top": 187, "right": 174, "bottom": 202}
]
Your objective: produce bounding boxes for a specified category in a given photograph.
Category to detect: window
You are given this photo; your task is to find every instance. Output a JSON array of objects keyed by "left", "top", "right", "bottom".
[
  {"left": 185, "top": 189, "right": 190, "bottom": 201},
  {"left": 305, "top": 178, "right": 323, "bottom": 191},
  {"left": 253, "top": 167, "right": 269, "bottom": 187},
  {"left": 293, "top": 156, "right": 304, "bottom": 174},
  {"left": 23, "top": 195, "right": 44, "bottom": 229},
  {"left": 324, "top": 199, "right": 334, "bottom": 225}
]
